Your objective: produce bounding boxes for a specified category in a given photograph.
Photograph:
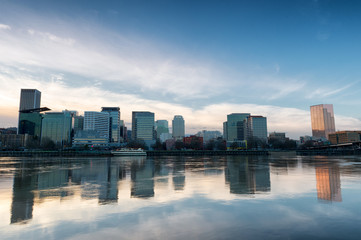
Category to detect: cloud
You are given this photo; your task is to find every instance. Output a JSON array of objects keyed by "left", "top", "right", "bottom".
[
  {"left": 0, "top": 23, "right": 11, "bottom": 30},
  {"left": 306, "top": 83, "right": 355, "bottom": 99}
]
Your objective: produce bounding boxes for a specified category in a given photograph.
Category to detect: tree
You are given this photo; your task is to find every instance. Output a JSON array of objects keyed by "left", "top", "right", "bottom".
[
  {"left": 175, "top": 140, "right": 184, "bottom": 150},
  {"left": 151, "top": 139, "right": 163, "bottom": 150},
  {"left": 40, "top": 137, "right": 56, "bottom": 150},
  {"left": 215, "top": 138, "right": 227, "bottom": 150},
  {"left": 26, "top": 136, "right": 40, "bottom": 149},
  {"left": 126, "top": 139, "right": 148, "bottom": 150},
  {"left": 205, "top": 140, "right": 215, "bottom": 150}
]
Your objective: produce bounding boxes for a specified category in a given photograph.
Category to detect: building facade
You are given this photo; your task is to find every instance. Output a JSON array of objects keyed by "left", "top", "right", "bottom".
[
  {"left": 172, "top": 115, "right": 185, "bottom": 140},
  {"left": 41, "top": 111, "right": 74, "bottom": 147},
  {"left": 246, "top": 116, "right": 268, "bottom": 142},
  {"left": 328, "top": 131, "right": 361, "bottom": 145},
  {"left": 310, "top": 104, "right": 335, "bottom": 140},
  {"left": 155, "top": 120, "right": 169, "bottom": 139},
  {"left": 131, "top": 111, "right": 155, "bottom": 141},
  {"left": 101, "top": 107, "right": 121, "bottom": 143},
  {"left": 84, "top": 111, "right": 110, "bottom": 141},
  {"left": 73, "top": 115, "right": 84, "bottom": 133},
  {"left": 18, "top": 89, "right": 42, "bottom": 135},
  {"left": 18, "top": 112, "right": 43, "bottom": 139},
  {"left": 19, "top": 89, "right": 41, "bottom": 111},
  {"left": 224, "top": 113, "right": 250, "bottom": 141}
]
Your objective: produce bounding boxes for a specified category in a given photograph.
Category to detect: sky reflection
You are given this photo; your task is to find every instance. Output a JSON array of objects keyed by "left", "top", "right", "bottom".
[{"left": 1, "top": 155, "right": 361, "bottom": 239}]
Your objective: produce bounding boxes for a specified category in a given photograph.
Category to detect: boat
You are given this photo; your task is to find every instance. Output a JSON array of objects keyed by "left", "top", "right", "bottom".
[{"left": 111, "top": 148, "right": 147, "bottom": 156}]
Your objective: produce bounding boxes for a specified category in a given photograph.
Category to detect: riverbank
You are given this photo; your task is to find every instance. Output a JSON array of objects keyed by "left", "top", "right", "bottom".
[
  {"left": 0, "top": 149, "right": 269, "bottom": 157},
  {"left": 297, "top": 149, "right": 361, "bottom": 156}
]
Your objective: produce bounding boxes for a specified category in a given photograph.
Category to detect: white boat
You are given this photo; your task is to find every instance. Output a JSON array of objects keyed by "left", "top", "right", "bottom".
[{"left": 111, "top": 148, "right": 147, "bottom": 156}]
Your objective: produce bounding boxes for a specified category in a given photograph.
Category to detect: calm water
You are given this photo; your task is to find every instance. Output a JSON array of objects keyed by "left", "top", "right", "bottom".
[{"left": 1, "top": 154, "right": 361, "bottom": 240}]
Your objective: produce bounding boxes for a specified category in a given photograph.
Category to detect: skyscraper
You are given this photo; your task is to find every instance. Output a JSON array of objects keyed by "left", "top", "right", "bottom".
[
  {"left": 84, "top": 111, "right": 110, "bottom": 141},
  {"left": 224, "top": 113, "right": 250, "bottom": 141},
  {"left": 132, "top": 111, "right": 155, "bottom": 141},
  {"left": 310, "top": 104, "right": 335, "bottom": 139},
  {"left": 155, "top": 120, "right": 169, "bottom": 139},
  {"left": 101, "top": 107, "right": 121, "bottom": 143},
  {"left": 246, "top": 116, "right": 268, "bottom": 142},
  {"left": 172, "top": 115, "right": 185, "bottom": 140},
  {"left": 19, "top": 89, "right": 41, "bottom": 111},
  {"left": 18, "top": 89, "right": 42, "bottom": 136}
]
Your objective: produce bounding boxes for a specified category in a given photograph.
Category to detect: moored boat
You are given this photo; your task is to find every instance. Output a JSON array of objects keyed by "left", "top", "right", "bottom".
[{"left": 111, "top": 148, "right": 147, "bottom": 156}]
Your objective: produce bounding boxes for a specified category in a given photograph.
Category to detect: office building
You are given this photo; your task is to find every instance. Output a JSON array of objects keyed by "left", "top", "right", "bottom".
[
  {"left": 101, "top": 107, "right": 121, "bottom": 143},
  {"left": 246, "top": 116, "right": 268, "bottom": 142},
  {"left": 18, "top": 112, "right": 43, "bottom": 139},
  {"left": 172, "top": 115, "right": 185, "bottom": 140},
  {"left": 73, "top": 116, "right": 84, "bottom": 133},
  {"left": 224, "top": 113, "right": 250, "bottom": 141},
  {"left": 155, "top": 120, "right": 169, "bottom": 139},
  {"left": 84, "top": 111, "right": 110, "bottom": 141},
  {"left": 19, "top": 89, "right": 41, "bottom": 111},
  {"left": 328, "top": 131, "right": 361, "bottom": 145},
  {"left": 131, "top": 111, "right": 155, "bottom": 141},
  {"left": 41, "top": 111, "right": 74, "bottom": 147},
  {"left": 73, "top": 130, "right": 108, "bottom": 147},
  {"left": 18, "top": 89, "right": 45, "bottom": 137},
  {"left": 310, "top": 104, "right": 335, "bottom": 139}
]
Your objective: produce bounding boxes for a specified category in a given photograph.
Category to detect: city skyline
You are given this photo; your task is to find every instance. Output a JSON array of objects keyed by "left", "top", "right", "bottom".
[{"left": 1, "top": 1, "right": 361, "bottom": 138}]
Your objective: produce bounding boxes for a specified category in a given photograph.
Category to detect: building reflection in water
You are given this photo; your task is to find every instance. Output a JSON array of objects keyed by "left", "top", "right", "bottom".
[
  {"left": 11, "top": 164, "right": 36, "bottom": 224},
  {"left": 225, "top": 156, "right": 270, "bottom": 195},
  {"left": 10, "top": 155, "right": 272, "bottom": 224},
  {"left": 131, "top": 158, "right": 154, "bottom": 198},
  {"left": 172, "top": 158, "right": 185, "bottom": 191},
  {"left": 315, "top": 163, "right": 342, "bottom": 202}
]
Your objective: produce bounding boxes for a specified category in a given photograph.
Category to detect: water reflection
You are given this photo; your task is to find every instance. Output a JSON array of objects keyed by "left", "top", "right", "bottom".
[
  {"left": 315, "top": 163, "right": 342, "bottom": 202},
  {"left": 5, "top": 155, "right": 361, "bottom": 227},
  {"left": 225, "top": 156, "right": 270, "bottom": 194}
]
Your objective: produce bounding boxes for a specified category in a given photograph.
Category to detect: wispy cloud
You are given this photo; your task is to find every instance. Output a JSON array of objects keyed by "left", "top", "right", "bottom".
[
  {"left": 0, "top": 23, "right": 11, "bottom": 30},
  {"left": 306, "top": 82, "right": 355, "bottom": 99}
]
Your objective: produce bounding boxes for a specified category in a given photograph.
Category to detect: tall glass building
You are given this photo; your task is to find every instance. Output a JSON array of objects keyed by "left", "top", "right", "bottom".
[
  {"left": 19, "top": 89, "right": 41, "bottom": 111},
  {"left": 84, "top": 111, "right": 110, "bottom": 141},
  {"left": 224, "top": 113, "right": 250, "bottom": 141},
  {"left": 172, "top": 115, "right": 185, "bottom": 140},
  {"left": 132, "top": 112, "right": 155, "bottom": 141},
  {"left": 101, "top": 107, "right": 121, "bottom": 143},
  {"left": 41, "top": 111, "right": 74, "bottom": 147},
  {"left": 155, "top": 120, "right": 169, "bottom": 139},
  {"left": 246, "top": 116, "right": 268, "bottom": 142},
  {"left": 18, "top": 112, "right": 43, "bottom": 138},
  {"left": 310, "top": 104, "right": 335, "bottom": 139},
  {"left": 18, "top": 89, "right": 42, "bottom": 135}
]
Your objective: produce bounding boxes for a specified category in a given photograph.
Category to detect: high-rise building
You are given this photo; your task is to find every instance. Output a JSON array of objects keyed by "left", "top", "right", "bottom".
[
  {"left": 155, "top": 120, "right": 169, "bottom": 139},
  {"left": 101, "top": 107, "right": 121, "bottom": 143},
  {"left": 18, "top": 89, "right": 43, "bottom": 136},
  {"left": 84, "top": 111, "right": 110, "bottom": 141},
  {"left": 132, "top": 111, "right": 155, "bottom": 141},
  {"left": 41, "top": 110, "right": 74, "bottom": 147},
  {"left": 172, "top": 115, "right": 185, "bottom": 140},
  {"left": 310, "top": 104, "right": 335, "bottom": 139},
  {"left": 224, "top": 113, "right": 250, "bottom": 141},
  {"left": 73, "top": 115, "right": 84, "bottom": 133},
  {"left": 19, "top": 89, "right": 41, "bottom": 111},
  {"left": 246, "top": 116, "right": 268, "bottom": 142},
  {"left": 18, "top": 112, "right": 43, "bottom": 138}
]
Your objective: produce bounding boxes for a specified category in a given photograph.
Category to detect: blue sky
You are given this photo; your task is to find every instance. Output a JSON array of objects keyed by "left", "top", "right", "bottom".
[{"left": 1, "top": 0, "right": 361, "bottom": 138}]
